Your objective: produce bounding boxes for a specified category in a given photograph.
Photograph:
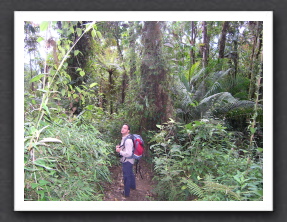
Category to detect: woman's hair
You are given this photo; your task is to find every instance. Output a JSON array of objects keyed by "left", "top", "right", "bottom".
[{"left": 123, "top": 124, "right": 130, "bottom": 131}]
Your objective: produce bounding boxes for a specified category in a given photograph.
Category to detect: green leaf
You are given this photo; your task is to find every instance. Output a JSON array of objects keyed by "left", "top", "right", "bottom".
[
  {"left": 38, "top": 138, "right": 63, "bottom": 143},
  {"left": 76, "top": 28, "right": 82, "bottom": 36},
  {"left": 86, "top": 105, "right": 94, "bottom": 110},
  {"left": 257, "top": 148, "right": 263, "bottom": 153},
  {"left": 250, "top": 127, "right": 257, "bottom": 134},
  {"left": 75, "top": 86, "right": 82, "bottom": 93},
  {"left": 42, "top": 103, "right": 50, "bottom": 115},
  {"left": 170, "top": 145, "right": 181, "bottom": 153},
  {"left": 74, "top": 50, "right": 80, "bottom": 56},
  {"left": 89, "top": 82, "right": 97, "bottom": 88},
  {"left": 187, "top": 61, "right": 201, "bottom": 80},
  {"left": 254, "top": 190, "right": 263, "bottom": 196},
  {"left": 185, "top": 123, "right": 193, "bottom": 130},
  {"left": 24, "top": 167, "right": 37, "bottom": 172},
  {"left": 181, "top": 185, "right": 187, "bottom": 190},
  {"left": 168, "top": 118, "right": 175, "bottom": 123},
  {"left": 30, "top": 74, "right": 45, "bottom": 83},
  {"left": 233, "top": 175, "right": 241, "bottom": 184},
  {"left": 156, "top": 125, "right": 163, "bottom": 129},
  {"left": 70, "top": 26, "right": 74, "bottom": 34},
  {"left": 91, "top": 29, "right": 96, "bottom": 38},
  {"left": 40, "top": 21, "right": 49, "bottom": 32},
  {"left": 79, "top": 71, "right": 85, "bottom": 77},
  {"left": 36, "top": 190, "right": 46, "bottom": 200},
  {"left": 37, "top": 89, "right": 47, "bottom": 93},
  {"left": 31, "top": 183, "right": 39, "bottom": 189},
  {"left": 83, "top": 21, "right": 96, "bottom": 34},
  {"left": 39, "top": 180, "right": 50, "bottom": 186},
  {"left": 34, "top": 159, "right": 53, "bottom": 170},
  {"left": 73, "top": 94, "right": 79, "bottom": 99},
  {"left": 61, "top": 89, "right": 66, "bottom": 97},
  {"left": 96, "top": 31, "right": 102, "bottom": 39},
  {"left": 190, "top": 101, "right": 198, "bottom": 107},
  {"left": 37, "top": 37, "right": 44, "bottom": 43},
  {"left": 172, "top": 154, "right": 185, "bottom": 158},
  {"left": 197, "top": 175, "right": 203, "bottom": 180}
]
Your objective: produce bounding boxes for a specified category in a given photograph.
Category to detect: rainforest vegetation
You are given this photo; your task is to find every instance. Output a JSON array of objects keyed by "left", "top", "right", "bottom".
[{"left": 24, "top": 20, "right": 263, "bottom": 201}]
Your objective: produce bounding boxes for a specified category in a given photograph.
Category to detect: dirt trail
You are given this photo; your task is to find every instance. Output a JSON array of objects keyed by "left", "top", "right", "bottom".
[{"left": 103, "top": 158, "right": 157, "bottom": 201}]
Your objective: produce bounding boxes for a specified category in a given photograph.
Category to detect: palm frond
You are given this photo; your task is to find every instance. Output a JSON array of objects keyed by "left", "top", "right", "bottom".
[
  {"left": 173, "top": 76, "right": 193, "bottom": 107},
  {"left": 215, "top": 100, "right": 261, "bottom": 115},
  {"left": 199, "top": 92, "right": 237, "bottom": 106},
  {"left": 187, "top": 61, "right": 201, "bottom": 83},
  {"left": 197, "top": 92, "right": 262, "bottom": 118},
  {"left": 203, "top": 82, "right": 223, "bottom": 99},
  {"left": 196, "top": 92, "right": 236, "bottom": 118},
  {"left": 179, "top": 73, "right": 192, "bottom": 93},
  {"left": 189, "top": 68, "right": 206, "bottom": 86},
  {"left": 212, "top": 68, "right": 233, "bottom": 82}
]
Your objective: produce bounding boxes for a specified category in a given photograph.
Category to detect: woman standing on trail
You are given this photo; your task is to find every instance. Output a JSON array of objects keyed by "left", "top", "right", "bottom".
[{"left": 115, "top": 124, "right": 136, "bottom": 198}]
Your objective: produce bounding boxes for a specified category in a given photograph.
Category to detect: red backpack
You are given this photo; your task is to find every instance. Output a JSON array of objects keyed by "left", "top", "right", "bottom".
[{"left": 124, "top": 134, "right": 144, "bottom": 160}]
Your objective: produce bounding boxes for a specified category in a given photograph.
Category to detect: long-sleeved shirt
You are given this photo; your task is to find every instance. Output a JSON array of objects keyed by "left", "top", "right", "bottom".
[{"left": 119, "top": 135, "right": 135, "bottom": 164}]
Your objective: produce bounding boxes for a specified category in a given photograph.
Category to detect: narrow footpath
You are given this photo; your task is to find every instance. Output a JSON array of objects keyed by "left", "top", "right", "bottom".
[{"left": 103, "top": 158, "right": 157, "bottom": 201}]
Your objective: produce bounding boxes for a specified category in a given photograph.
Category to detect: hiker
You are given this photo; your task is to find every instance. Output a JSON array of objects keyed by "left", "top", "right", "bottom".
[{"left": 115, "top": 124, "right": 136, "bottom": 198}]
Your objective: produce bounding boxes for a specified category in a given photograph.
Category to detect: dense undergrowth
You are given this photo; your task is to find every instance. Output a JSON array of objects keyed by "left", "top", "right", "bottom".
[
  {"left": 149, "top": 119, "right": 263, "bottom": 201},
  {"left": 24, "top": 105, "right": 263, "bottom": 201}
]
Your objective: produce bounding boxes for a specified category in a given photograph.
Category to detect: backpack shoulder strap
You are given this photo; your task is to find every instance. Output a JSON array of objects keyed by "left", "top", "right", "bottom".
[{"left": 123, "top": 134, "right": 133, "bottom": 148}]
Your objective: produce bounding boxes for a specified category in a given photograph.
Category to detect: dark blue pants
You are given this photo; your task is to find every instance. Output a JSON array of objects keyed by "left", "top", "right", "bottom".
[{"left": 122, "top": 162, "right": 136, "bottom": 197}]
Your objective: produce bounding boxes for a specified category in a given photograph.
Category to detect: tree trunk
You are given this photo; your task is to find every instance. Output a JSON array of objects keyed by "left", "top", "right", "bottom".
[
  {"left": 140, "top": 21, "right": 171, "bottom": 130},
  {"left": 232, "top": 34, "right": 238, "bottom": 81},
  {"left": 218, "top": 21, "right": 229, "bottom": 59},
  {"left": 108, "top": 70, "right": 114, "bottom": 114},
  {"left": 117, "top": 37, "right": 128, "bottom": 104},
  {"left": 188, "top": 21, "right": 197, "bottom": 84},
  {"left": 202, "top": 21, "right": 208, "bottom": 68},
  {"left": 189, "top": 21, "right": 196, "bottom": 66},
  {"left": 129, "top": 21, "right": 137, "bottom": 78}
]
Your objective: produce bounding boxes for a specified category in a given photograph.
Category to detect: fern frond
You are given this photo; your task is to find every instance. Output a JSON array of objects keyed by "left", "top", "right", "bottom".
[
  {"left": 186, "top": 180, "right": 204, "bottom": 199},
  {"left": 203, "top": 181, "right": 241, "bottom": 201}
]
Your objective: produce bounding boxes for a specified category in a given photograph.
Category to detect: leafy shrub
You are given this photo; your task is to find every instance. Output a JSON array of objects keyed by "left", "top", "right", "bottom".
[{"left": 150, "top": 119, "right": 263, "bottom": 201}]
